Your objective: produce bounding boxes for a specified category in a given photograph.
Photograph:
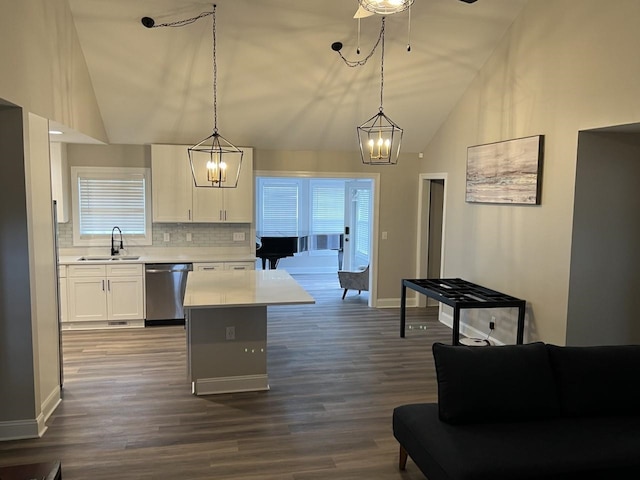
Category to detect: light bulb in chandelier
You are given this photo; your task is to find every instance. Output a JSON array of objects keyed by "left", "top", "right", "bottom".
[
  {"left": 206, "top": 157, "right": 227, "bottom": 184},
  {"left": 366, "top": 133, "right": 392, "bottom": 160}
]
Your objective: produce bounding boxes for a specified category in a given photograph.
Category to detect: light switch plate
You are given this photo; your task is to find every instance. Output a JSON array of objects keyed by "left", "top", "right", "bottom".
[
  {"left": 163, "top": 232, "right": 170, "bottom": 242},
  {"left": 233, "top": 232, "right": 245, "bottom": 242},
  {"left": 186, "top": 233, "right": 192, "bottom": 242}
]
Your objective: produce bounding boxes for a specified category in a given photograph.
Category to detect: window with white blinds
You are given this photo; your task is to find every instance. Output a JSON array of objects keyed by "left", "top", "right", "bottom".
[
  {"left": 257, "top": 178, "right": 347, "bottom": 238},
  {"left": 260, "top": 182, "right": 299, "bottom": 236},
  {"left": 310, "top": 180, "right": 344, "bottom": 235},
  {"left": 71, "top": 167, "right": 152, "bottom": 246}
]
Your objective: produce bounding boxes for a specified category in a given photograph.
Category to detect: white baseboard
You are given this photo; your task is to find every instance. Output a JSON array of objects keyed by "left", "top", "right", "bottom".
[
  {"left": 194, "top": 374, "right": 269, "bottom": 395},
  {"left": 41, "top": 386, "right": 62, "bottom": 425},
  {"left": 0, "top": 386, "right": 61, "bottom": 441},
  {"left": 439, "top": 310, "right": 504, "bottom": 346},
  {"left": 0, "top": 418, "right": 42, "bottom": 441},
  {"left": 375, "top": 297, "right": 419, "bottom": 308}
]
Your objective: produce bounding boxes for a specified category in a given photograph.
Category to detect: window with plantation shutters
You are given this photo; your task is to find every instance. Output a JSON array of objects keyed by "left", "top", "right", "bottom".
[{"left": 71, "top": 167, "right": 152, "bottom": 246}]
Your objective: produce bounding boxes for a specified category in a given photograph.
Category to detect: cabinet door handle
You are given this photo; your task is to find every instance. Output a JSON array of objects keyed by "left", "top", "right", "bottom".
[
  {"left": 102, "top": 280, "right": 105, "bottom": 291},
  {"left": 224, "top": 210, "right": 227, "bottom": 221},
  {"left": 107, "top": 279, "right": 111, "bottom": 291},
  {"left": 188, "top": 209, "right": 192, "bottom": 221},
  {"left": 202, "top": 267, "right": 216, "bottom": 270}
]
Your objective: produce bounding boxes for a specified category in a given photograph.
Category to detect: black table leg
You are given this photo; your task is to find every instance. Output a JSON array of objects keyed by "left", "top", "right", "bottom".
[
  {"left": 452, "top": 305, "right": 461, "bottom": 345},
  {"left": 516, "top": 302, "right": 526, "bottom": 344},
  {"left": 400, "top": 283, "right": 407, "bottom": 338}
]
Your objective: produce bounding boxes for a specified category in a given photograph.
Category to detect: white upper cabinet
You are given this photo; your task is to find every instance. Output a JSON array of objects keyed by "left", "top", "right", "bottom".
[
  {"left": 151, "top": 144, "right": 194, "bottom": 222},
  {"left": 151, "top": 144, "right": 253, "bottom": 223}
]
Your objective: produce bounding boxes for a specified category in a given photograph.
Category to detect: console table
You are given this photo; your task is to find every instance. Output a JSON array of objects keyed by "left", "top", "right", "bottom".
[{"left": 400, "top": 278, "right": 526, "bottom": 345}]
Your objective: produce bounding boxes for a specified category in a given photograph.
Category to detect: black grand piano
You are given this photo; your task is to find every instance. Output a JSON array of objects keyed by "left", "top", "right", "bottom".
[{"left": 256, "top": 233, "right": 344, "bottom": 270}]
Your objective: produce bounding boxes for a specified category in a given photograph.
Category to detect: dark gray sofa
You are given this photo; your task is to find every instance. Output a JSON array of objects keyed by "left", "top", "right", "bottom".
[{"left": 393, "top": 342, "right": 640, "bottom": 480}]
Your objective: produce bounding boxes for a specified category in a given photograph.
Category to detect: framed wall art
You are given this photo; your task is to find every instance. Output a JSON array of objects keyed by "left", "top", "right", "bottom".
[{"left": 466, "top": 135, "right": 544, "bottom": 205}]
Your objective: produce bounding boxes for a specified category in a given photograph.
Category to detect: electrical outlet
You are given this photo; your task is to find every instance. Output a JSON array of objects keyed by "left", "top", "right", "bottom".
[
  {"left": 186, "top": 232, "right": 192, "bottom": 242},
  {"left": 225, "top": 326, "right": 235, "bottom": 340},
  {"left": 490, "top": 316, "right": 497, "bottom": 330},
  {"left": 163, "top": 232, "right": 170, "bottom": 242}
]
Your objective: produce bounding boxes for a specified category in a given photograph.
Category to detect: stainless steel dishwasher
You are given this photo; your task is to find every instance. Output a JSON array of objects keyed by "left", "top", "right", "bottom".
[{"left": 145, "top": 263, "right": 193, "bottom": 325}]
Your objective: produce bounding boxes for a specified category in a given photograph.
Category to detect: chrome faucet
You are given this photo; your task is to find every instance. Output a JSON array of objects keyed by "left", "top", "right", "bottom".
[{"left": 111, "top": 226, "right": 123, "bottom": 256}]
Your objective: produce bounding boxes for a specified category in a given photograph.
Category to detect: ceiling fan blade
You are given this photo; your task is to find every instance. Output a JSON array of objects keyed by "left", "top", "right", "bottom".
[{"left": 354, "top": 6, "right": 376, "bottom": 18}]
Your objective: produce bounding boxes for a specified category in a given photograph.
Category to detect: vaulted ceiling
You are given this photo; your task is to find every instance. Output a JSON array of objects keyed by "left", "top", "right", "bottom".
[{"left": 65, "top": 0, "right": 527, "bottom": 152}]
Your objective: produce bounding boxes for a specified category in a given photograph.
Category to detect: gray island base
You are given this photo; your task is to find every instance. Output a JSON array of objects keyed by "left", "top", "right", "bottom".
[{"left": 184, "top": 270, "right": 315, "bottom": 395}]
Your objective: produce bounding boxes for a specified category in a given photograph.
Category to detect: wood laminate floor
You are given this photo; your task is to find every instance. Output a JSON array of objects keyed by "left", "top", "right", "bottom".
[{"left": 0, "top": 274, "right": 451, "bottom": 479}]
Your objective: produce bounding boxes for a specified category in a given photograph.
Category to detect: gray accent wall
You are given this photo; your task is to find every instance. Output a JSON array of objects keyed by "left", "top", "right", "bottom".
[
  {"left": 0, "top": 106, "right": 37, "bottom": 425},
  {"left": 567, "top": 132, "right": 640, "bottom": 345}
]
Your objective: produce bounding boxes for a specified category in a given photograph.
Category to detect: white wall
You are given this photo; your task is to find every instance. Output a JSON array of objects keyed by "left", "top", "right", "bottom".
[
  {"left": 25, "top": 112, "right": 61, "bottom": 433},
  {"left": 419, "top": 0, "right": 640, "bottom": 344},
  {"left": 0, "top": 0, "right": 107, "bottom": 142}
]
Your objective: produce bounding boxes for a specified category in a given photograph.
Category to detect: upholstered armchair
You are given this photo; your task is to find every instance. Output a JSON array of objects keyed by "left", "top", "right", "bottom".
[{"left": 338, "top": 265, "right": 369, "bottom": 299}]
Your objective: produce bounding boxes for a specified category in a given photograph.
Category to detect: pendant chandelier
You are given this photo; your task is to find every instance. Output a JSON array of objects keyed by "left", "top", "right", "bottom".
[
  {"left": 187, "top": 4, "right": 243, "bottom": 188},
  {"left": 359, "top": 0, "right": 414, "bottom": 15},
  {"left": 357, "top": 17, "right": 403, "bottom": 165}
]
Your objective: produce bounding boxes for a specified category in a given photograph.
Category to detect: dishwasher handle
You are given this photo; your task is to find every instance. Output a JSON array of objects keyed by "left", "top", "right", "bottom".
[{"left": 145, "top": 264, "right": 193, "bottom": 274}]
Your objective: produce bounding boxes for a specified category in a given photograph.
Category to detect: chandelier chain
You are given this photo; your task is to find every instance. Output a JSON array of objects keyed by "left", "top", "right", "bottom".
[
  {"left": 150, "top": 10, "right": 213, "bottom": 28},
  {"left": 380, "top": 17, "right": 385, "bottom": 111},
  {"left": 212, "top": 4, "right": 218, "bottom": 133},
  {"left": 337, "top": 17, "right": 385, "bottom": 68}
]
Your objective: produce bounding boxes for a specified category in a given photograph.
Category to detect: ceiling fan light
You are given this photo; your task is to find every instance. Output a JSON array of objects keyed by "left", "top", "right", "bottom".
[{"left": 358, "top": 0, "right": 414, "bottom": 15}]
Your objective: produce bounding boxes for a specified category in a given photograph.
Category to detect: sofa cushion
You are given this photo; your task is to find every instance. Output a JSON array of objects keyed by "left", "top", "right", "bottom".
[
  {"left": 546, "top": 344, "right": 640, "bottom": 417},
  {"left": 393, "top": 403, "right": 640, "bottom": 480},
  {"left": 432, "top": 342, "right": 560, "bottom": 424}
]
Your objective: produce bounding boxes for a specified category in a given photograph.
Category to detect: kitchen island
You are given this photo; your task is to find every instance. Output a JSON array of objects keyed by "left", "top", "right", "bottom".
[{"left": 183, "top": 269, "right": 315, "bottom": 395}]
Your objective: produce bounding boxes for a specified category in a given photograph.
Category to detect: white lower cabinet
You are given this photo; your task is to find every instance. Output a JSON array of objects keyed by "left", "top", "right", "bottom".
[
  {"left": 224, "top": 262, "right": 255, "bottom": 271},
  {"left": 194, "top": 262, "right": 254, "bottom": 271},
  {"left": 65, "top": 263, "right": 144, "bottom": 330}
]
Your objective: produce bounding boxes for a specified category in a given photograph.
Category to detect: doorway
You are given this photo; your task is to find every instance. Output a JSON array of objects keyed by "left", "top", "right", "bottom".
[
  {"left": 255, "top": 172, "right": 379, "bottom": 306},
  {"left": 416, "top": 174, "right": 447, "bottom": 307}
]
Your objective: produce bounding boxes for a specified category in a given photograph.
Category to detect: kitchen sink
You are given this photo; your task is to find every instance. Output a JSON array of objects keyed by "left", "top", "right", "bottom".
[{"left": 77, "top": 255, "right": 140, "bottom": 261}]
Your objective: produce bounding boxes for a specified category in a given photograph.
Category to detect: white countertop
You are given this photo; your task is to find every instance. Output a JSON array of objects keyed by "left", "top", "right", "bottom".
[
  {"left": 59, "top": 252, "right": 255, "bottom": 265},
  {"left": 184, "top": 270, "right": 315, "bottom": 308}
]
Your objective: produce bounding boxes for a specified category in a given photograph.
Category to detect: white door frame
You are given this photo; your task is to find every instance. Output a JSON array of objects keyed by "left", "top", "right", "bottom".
[
  {"left": 344, "top": 180, "right": 373, "bottom": 271},
  {"left": 415, "top": 173, "right": 448, "bottom": 307},
  {"left": 255, "top": 170, "right": 380, "bottom": 307}
]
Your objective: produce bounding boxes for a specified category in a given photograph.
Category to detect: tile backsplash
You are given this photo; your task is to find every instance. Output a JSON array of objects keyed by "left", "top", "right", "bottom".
[{"left": 57, "top": 222, "right": 252, "bottom": 249}]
